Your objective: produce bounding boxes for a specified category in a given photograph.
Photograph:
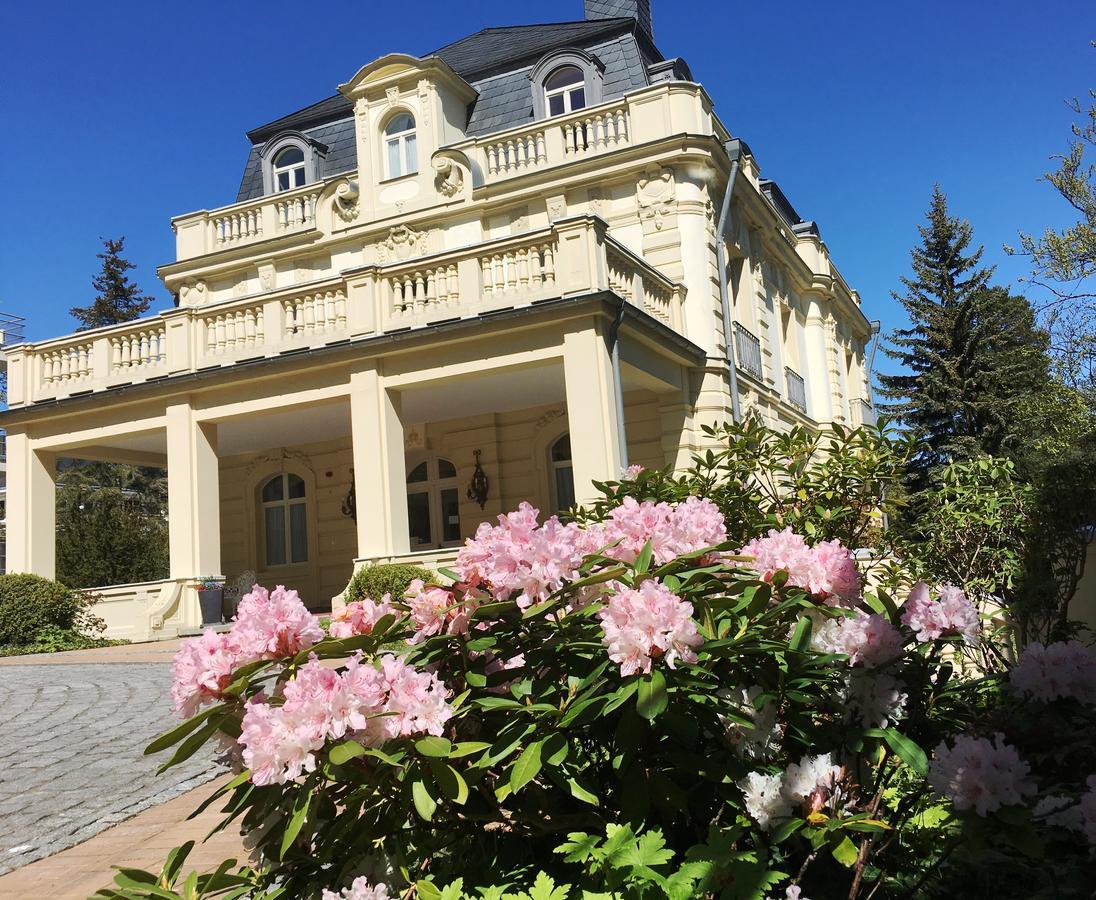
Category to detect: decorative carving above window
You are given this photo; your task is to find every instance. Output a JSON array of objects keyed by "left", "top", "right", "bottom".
[{"left": 528, "top": 49, "right": 605, "bottom": 121}]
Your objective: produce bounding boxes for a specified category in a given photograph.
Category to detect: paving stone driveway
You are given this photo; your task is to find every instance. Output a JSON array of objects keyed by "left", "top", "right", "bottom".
[{"left": 0, "top": 661, "right": 222, "bottom": 875}]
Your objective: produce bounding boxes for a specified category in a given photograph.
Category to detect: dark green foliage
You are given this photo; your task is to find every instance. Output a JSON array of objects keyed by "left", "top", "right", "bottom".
[
  {"left": 56, "top": 462, "right": 169, "bottom": 589},
  {"left": 344, "top": 563, "right": 436, "bottom": 604},
  {"left": 70, "top": 236, "right": 153, "bottom": 331},
  {"left": 879, "top": 187, "right": 1050, "bottom": 488},
  {"left": 0, "top": 573, "right": 103, "bottom": 646}
]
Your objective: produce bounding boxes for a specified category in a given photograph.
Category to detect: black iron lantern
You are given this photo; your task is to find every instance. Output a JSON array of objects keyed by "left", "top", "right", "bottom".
[
  {"left": 466, "top": 449, "right": 489, "bottom": 509},
  {"left": 341, "top": 477, "right": 356, "bottom": 521}
]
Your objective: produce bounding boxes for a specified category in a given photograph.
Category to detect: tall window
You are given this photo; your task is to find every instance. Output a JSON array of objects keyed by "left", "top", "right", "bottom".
[
  {"left": 406, "top": 456, "right": 460, "bottom": 549},
  {"left": 550, "top": 434, "right": 576, "bottom": 514},
  {"left": 272, "top": 146, "right": 307, "bottom": 192},
  {"left": 384, "top": 114, "right": 417, "bottom": 179},
  {"left": 544, "top": 66, "right": 586, "bottom": 116},
  {"left": 261, "top": 473, "right": 308, "bottom": 566}
]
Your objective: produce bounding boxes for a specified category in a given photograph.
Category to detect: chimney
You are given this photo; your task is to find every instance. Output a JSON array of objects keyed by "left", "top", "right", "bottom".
[{"left": 584, "top": 0, "right": 653, "bottom": 42}]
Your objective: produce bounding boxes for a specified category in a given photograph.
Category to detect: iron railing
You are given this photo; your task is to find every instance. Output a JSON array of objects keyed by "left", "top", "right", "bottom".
[
  {"left": 735, "top": 323, "right": 763, "bottom": 379},
  {"left": 0, "top": 312, "right": 25, "bottom": 347},
  {"left": 785, "top": 367, "right": 807, "bottom": 412}
]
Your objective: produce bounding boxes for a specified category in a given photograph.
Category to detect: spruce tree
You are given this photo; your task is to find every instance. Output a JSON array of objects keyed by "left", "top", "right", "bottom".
[
  {"left": 70, "top": 237, "right": 153, "bottom": 330},
  {"left": 880, "top": 187, "right": 1050, "bottom": 485}
]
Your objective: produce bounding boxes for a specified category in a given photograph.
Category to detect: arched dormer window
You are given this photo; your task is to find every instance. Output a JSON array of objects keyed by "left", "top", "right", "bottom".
[
  {"left": 383, "top": 113, "right": 417, "bottom": 179},
  {"left": 260, "top": 132, "right": 325, "bottom": 196},
  {"left": 529, "top": 50, "right": 605, "bottom": 121}
]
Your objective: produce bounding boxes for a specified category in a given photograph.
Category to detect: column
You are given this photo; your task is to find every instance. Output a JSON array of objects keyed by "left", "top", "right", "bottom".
[
  {"left": 563, "top": 320, "right": 624, "bottom": 504},
  {"left": 803, "top": 294, "right": 834, "bottom": 423},
  {"left": 4, "top": 431, "right": 55, "bottom": 577},
  {"left": 166, "top": 403, "right": 221, "bottom": 580},
  {"left": 350, "top": 364, "right": 409, "bottom": 561}
]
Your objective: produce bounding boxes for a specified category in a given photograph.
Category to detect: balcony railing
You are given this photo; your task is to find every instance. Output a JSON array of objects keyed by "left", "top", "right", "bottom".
[
  {"left": 6, "top": 216, "right": 685, "bottom": 406},
  {"left": 735, "top": 324, "right": 763, "bottom": 380},
  {"left": 0, "top": 312, "right": 25, "bottom": 348},
  {"left": 785, "top": 367, "right": 807, "bottom": 412}
]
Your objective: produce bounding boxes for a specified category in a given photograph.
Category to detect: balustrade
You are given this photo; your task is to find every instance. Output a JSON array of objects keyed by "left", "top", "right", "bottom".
[
  {"left": 387, "top": 265, "right": 460, "bottom": 314},
  {"left": 479, "top": 242, "right": 556, "bottom": 296},
  {"left": 561, "top": 104, "right": 629, "bottom": 157},
  {"left": 486, "top": 131, "right": 547, "bottom": 176},
  {"left": 284, "top": 290, "right": 347, "bottom": 337},
  {"left": 41, "top": 341, "right": 94, "bottom": 386},
  {"left": 111, "top": 328, "right": 166, "bottom": 375},
  {"left": 200, "top": 305, "right": 265, "bottom": 357}
]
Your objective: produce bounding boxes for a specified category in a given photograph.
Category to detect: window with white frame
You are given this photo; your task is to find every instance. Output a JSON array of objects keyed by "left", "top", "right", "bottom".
[
  {"left": 260, "top": 473, "right": 308, "bottom": 566},
  {"left": 544, "top": 66, "right": 587, "bottom": 116},
  {"left": 549, "top": 434, "right": 576, "bottom": 514},
  {"left": 272, "top": 146, "right": 307, "bottom": 192},
  {"left": 384, "top": 114, "right": 417, "bottom": 179},
  {"left": 406, "top": 456, "right": 460, "bottom": 549}
]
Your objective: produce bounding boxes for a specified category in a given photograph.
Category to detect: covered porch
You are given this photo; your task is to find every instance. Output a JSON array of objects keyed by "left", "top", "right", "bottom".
[{"left": 3, "top": 295, "right": 707, "bottom": 640}]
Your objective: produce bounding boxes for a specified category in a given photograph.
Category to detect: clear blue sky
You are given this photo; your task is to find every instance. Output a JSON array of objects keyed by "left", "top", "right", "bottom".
[{"left": 1, "top": 0, "right": 1091, "bottom": 382}]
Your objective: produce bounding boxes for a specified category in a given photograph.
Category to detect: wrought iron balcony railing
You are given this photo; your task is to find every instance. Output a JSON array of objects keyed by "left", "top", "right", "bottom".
[
  {"left": 785, "top": 367, "right": 807, "bottom": 412},
  {"left": 735, "top": 323, "right": 763, "bottom": 380}
]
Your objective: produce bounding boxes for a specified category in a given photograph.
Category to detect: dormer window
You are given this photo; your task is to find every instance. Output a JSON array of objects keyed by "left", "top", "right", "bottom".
[
  {"left": 384, "top": 114, "right": 417, "bottom": 179},
  {"left": 545, "top": 66, "right": 586, "bottom": 116},
  {"left": 272, "top": 146, "right": 307, "bottom": 192}
]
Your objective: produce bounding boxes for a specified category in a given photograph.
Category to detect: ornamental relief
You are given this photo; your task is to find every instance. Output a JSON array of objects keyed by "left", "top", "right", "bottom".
[
  {"left": 376, "top": 224, "right": 431, "bottom": 262},
  {"left": 636, "top": 166, "right": 676, "bottom": 230},
  {"left": 179, "top": 279, "right": 206, "bottom": 305}
]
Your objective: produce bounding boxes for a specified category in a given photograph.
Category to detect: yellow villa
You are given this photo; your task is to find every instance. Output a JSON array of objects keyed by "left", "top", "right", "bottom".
[{"left": 0, "top": 0, "right": 877, "bottom": 640}]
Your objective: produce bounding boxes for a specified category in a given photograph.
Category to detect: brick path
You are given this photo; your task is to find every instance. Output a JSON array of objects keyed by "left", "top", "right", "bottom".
[{"left": 0, "top": 646, "right": 226, "bottom": 878}]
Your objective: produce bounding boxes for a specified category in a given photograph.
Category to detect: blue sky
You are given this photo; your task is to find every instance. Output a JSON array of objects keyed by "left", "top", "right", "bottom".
[{"left": 0, "top": 0, "right": 1091, "bottom": 381}]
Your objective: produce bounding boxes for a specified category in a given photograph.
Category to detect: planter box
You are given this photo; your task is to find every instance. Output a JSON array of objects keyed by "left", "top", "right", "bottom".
[{"left": 198, "top": 588, "right": 225, "bottom": 626}]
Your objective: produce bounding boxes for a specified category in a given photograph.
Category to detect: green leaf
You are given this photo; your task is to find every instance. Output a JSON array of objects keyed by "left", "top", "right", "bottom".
[
  {"left": 788, "top": 615, "right": 813, "bottom": 651},
  {"left": 832, "top": 835, "right": 860, "bottom": 867},
  {"left": 510, "top": 739, "right": 544, "bottom": 794},
  {"left": 555, "top": 831, "right": 599, "bottom": 863},
  {"left": 328, "top": 740, "right": 366, "bottom": 766},
  {"left": 567, "top": 776, "right": 600, "bottom": 805},
  {"left": 156, "top": 717, "right": 221, "bottom": 774},
  {"left": 528, "top": 871, "right": 570, "bottom": 900},
  {"left": 416, "top": 736, "right": 453, "bottom": 758},
  {"left": 449, "top": 741, "right": 492, "bottom": 758},
  {"left": 636, "top": 669, "right": 668, "bottom": 721},
  {"left": 429, "top": 761, "right": 469, "bottom": 805},
  {"left": 412, "top": 779, "right": 437, "bottom": 821},
  {"left": 634, "top": 540, "right": 655, "bottom": 576},
  {"left": 867, "top": 728, "right": 929, "bottom": 776},
  {"left": 279, "top": 790, "right": 311, "bottom": 860},
  {"left": 542, "top": 733, "right": 569, "bottom": 767},
  {"left": 145, "top": 706, "right": 224, "bottom": 756},
  {"left": 160, "top": 841, "right": 194, "bottom": 886},
  {"left": 415, "top": 880, "right": 443, "bottom": 900}
]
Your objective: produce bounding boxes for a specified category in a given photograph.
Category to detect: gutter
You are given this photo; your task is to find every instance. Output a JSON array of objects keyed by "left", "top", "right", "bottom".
[{"left": 715, "top": 142, "right": 742, "bottom": 422}]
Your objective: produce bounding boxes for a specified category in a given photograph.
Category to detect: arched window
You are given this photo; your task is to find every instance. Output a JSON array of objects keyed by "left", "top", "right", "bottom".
[
  {"left": 549, "top": 434, "right": 576, "bottom": 514},
  {"left": 260, "top": 473, "right": 308, "bottom": 566},
  {"left": 544, "top": 66, "right": 586, "bottom": 116},
  {"left": 384, "top": 114, "right": 417, "bottom": 179},
  {"left": 272, "top": 146, "right": 307, "bottom": 192},
  {"left": 406, "top": 456, "right": 460, "bottom": 549}
]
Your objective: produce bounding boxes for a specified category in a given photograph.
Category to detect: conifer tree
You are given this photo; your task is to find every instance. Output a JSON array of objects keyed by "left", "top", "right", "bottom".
[
  {"left": 880, "top": 187, "right": 1050, "bottom": 485},
  {"left": 70, "top": 237, "right": 153, "bottom": 330}
]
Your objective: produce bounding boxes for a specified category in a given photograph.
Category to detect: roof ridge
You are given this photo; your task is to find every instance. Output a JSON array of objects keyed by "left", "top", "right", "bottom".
[{"left": 428, "top": 17, "right": 632, "bottom": 53}]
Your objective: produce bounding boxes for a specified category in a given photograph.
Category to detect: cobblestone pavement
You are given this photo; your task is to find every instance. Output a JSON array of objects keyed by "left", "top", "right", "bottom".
[{"left": 0, "top": 662, "right": 222, "bottom": 875}]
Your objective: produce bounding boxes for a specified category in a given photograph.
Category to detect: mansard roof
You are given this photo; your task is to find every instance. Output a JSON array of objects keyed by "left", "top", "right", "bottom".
[{"left": 235, "top": 16, "right": 665, "bottom": 201}]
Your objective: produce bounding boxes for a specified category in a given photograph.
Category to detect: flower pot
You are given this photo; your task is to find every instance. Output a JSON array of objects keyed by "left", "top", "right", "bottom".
[{"left": 198, "top": 588, "right": 225, "bottom": 625}]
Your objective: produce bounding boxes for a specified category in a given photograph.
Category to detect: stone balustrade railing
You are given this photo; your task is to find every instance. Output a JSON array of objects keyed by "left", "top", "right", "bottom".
[{"left": 7, "top": 216, "right": 685, "bottom": 406}]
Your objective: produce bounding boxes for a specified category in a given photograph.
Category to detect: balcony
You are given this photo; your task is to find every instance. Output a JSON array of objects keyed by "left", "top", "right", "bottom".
[
  {"left": 735, "top": 324, "right": 763, "bottom": 380},
  {"left": 851, "top": 398, "right": 876, "bottom": 427},
  {"left": 169, "top": 83, "right": 722, "bottom": 263},
  {"left": 0, "top": 312, "right": 25, "bottom": 349},
  {"left": 5, "top": 216, "right": 684, "bottom": 407},
  {"left": 785, "top": 367, "right": 807, "bottom": 412}
]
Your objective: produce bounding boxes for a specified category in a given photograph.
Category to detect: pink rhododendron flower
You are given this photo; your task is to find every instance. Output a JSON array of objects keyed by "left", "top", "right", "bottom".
[
  {"left": 455, "top": 502, "right": 590, "bottom": 609},
  {"left": 739, "top": 528, "right": 860, "bottom": 605},
  {"left": 901, "top": 582, "right": 979, "bottom": 645},
  {"left": 597, "top": 580, "right": 703, "bottom": 676},
  {"left": 1009, "top": 640, "right": 1096, "bottom": 704},
  {"left": 232, "top": 585, "right": 325, "bottom": 659},
  {"left": 812, "top": 613, "right": 904, "bottom": 668},
  {"left": 322, "top": 879, "right": 390, "bottom": 900},
  {"left": 621, "top": 463, "right": 645, "bottom": 480},
  {"left": 170, "top": 629, "right": 239, "bottom": 717},
  {"left": 406, "top": 580, "right": 473, "bottom": 643},
  {"left": 928, "top": 733, "right": 1036, "bottom": 816},
  {"left": 738, "top": 753, "right": 843, "bottom": 830},
  {"left": 329, "top": 595, "right": 395, "bottom": 639},
  {"left": 594, "top": 496, "right": 727, "bottom": 566},
  {"left": 238, "top": 653, "right": 451, "bottom": 786}
]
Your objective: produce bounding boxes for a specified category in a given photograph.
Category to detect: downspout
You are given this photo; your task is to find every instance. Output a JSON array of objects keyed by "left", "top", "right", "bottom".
[
  {"left": 865, "top": 319, "right": 882, "bottom": 406},
  {"left": 609, "top": 294, "right": 629, "bottom": 470},
  {"left": 716, "top": 145, "right": 743, "bottom": 422}
]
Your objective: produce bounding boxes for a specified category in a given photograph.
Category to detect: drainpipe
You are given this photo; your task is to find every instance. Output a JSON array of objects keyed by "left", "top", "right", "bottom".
[
  {"left": 609, "top": 294, "right": 629, "bottom": 470},
  {"left": 865, "top": 319, "right": 882, "bottom": 406},
  {"left": 716, "top": 145, "right": 742, "bottom": 422}
]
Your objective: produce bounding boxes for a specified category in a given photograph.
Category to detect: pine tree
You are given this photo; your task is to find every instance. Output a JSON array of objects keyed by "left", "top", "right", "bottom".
[
  {"left": 880, "top": 187, "right": 1050, "bottom": 485},
  {"left": 70, "top": 237, "right": 153, "bottom": 330}
]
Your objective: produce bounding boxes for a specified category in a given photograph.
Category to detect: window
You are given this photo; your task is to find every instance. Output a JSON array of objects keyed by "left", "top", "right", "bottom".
[
  {"left": 544, "top": 66, "right": 586, "bottom": 116},
  {"left": 384, "top": 114, "right": 417, "bottom": 179},
  {"left": 406, "top": 456, "right": 460, "bottom": 549},
  {"left": 549, "top": 434, "right": 576, "bottom": 514},
  {"left": 272, "top": 146, "right": 307, "bottom": 192},
  {"left": 261, "top": 473, "right": 308, "bottom": 566}
]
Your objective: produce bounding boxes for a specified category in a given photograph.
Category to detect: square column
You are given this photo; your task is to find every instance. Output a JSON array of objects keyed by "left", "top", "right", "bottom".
[
  {"left": 563, "top": 320, "right": 624, "bottom": 504},
  {"left": 350, "top": 364, "right": 410, "bottom": 560},
  {"left": 166, "top": 403, "right": 221, "bottom": 579},
  {"left": 4, "top": 431, "right": 56, "bottom": 577}
]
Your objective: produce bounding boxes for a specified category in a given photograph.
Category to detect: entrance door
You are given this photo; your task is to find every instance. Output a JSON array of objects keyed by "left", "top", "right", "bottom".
[{"left": 406, "top": 456, "right": 462, "bottom": 550}]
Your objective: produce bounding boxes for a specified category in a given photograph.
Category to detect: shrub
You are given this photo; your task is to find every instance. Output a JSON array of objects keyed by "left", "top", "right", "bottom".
[
  {"left": 344, "top": 563, "right": 435, "bottom": 605},
  {"left": 100, "top": 421, "right": 1096, "bottom": 900},
  {"left": 0, "top": 573, "right": 104, "bottom": 646}
]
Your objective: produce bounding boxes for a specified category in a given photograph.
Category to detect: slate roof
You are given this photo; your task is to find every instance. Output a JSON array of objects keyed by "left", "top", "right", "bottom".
[{"left": 235, "top": 16, "right": 665, "bottom": 202}]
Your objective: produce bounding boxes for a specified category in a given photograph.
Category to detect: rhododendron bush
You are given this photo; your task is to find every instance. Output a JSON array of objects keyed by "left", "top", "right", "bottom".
[{"left": 96, "top": 422, "right": 1096, "bottom": 900}]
